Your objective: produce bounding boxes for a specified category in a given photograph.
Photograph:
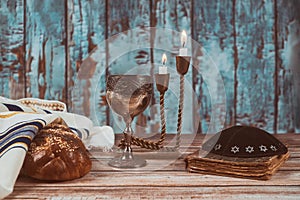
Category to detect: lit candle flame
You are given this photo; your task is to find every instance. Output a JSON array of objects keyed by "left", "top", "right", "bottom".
[
  {"left": 162, "top": 53, "right": 167, "bottom": 65},
  {"left": 181, "top": 30, "right": 187, "bottom": 48}
]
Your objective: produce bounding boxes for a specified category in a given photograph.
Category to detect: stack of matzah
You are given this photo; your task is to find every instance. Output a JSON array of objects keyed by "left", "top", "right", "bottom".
[{"left": 185, "top": 126, "right": 290, "bottom": 180}]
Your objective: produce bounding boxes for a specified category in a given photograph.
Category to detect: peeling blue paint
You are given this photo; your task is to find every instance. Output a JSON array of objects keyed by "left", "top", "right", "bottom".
[{"left": 0, "top": 0, "right": 299, "bottom": 133}]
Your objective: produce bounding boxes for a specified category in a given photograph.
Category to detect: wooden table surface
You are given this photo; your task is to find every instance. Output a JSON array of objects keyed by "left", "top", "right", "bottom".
[{"left": 6, "top": 134, "right": 300, "bottom": 200}]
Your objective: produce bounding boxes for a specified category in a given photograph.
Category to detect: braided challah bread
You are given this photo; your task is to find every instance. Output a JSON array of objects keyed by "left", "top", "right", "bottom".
[{"left": 22, "top": 119, "right": 92, "bottom": 181}]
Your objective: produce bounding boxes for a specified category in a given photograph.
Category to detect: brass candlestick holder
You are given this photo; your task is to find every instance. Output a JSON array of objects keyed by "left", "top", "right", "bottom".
[{"left": 175, "top": 56, "right": 191, "bottom": 149}]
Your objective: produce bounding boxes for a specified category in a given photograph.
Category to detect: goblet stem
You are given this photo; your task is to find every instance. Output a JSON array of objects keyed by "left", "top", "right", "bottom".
[
  {"left": 124, "top": 122, "right": 132, "bottom": 145},
  {"left": 122, "top": 122, "right": 134, "bottom": 160}
]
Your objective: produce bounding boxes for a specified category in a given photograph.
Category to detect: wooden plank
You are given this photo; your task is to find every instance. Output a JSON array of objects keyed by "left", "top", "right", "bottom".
[
  {"left": 7, "top": 186, "right": 300, "bottom": 200},
  {"left": 276, "top": 0, "right": 300, "bottom": 133},
  {"left": 288, "top": 148, "right": 300, "bottom": 158},
  {"left": 193, "top": 0, "right": 235, "bottom": 134},
  {"left": 107, "top": 0, "right": 152, "bottom": 134},
  {"left": 14, "top": 170, "right": 300, "bottom": 188},
  {"left": 235, "top": 0, "right": 276, "bottom": 132},
  {"left": 25, "top": 0, "right": 66, "bottom": 102},
  {"left": 274, "top": 134, "right": 300, "bottom": 145},
  {"left": 280, "top": 158, "right": 300, "bottom": 170},
  {"left": 0, "top": 0, "right": 25, "bottom": 99},
  {"left": 67, "top": 0, "right": 107, "bottom": 126},
  {"left": 151, "top": 0, "right": 194, "bottom": 133}
]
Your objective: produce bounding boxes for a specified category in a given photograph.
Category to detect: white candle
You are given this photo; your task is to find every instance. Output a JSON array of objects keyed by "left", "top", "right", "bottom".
[
  {"left": 159, "top": 53, "right": 168, "bottom": 74},
  {"left": 179, "top": 30, "right": 188, "bottom": 56}
]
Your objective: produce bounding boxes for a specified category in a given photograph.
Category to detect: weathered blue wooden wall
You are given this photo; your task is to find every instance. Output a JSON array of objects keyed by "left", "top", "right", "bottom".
[{"left": 0, "top": 0, "right": 299, "bottom": 133}]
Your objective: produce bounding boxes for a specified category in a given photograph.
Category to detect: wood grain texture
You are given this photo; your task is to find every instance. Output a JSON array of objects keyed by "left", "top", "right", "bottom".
[
  {"left": 276, "top": 0, "right": 300, "bottom": 133},
  {"left": 0, "top": 0, "right": 25, "bottom": 99},
  {"left": 235, "top": 0, "right": 276, "bottom": 132},
  {"left": 7, "top": 186, "right": 300, "bottom": 200},
  {"left": 193, "top": 0, "right": 235, "bottom": 134},
  {"left": 67, "top": 0, "right": 107, "bottom": 126},
  {"left": 152, "top": 0, "right": 194, "bottom": 133},
  {"left": 25, "top": 0, "right": 66, "bottom": 102},
  {"left": 14, "top": 171, "right": 300, "bottom": 187},
  {"left": 6, "top": 134, "right": 300, "bottom": 199},
  {"left": 107, "top": 0, "right": 152, "bottom": 134}
]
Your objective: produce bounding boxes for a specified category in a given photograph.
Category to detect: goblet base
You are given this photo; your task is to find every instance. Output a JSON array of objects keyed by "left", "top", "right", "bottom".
[{"left": 108, "top": 156, "right": 147, "bottom": 168}]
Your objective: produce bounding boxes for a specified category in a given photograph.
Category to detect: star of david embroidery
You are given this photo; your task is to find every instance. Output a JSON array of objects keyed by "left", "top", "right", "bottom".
[
  {"left": 231, "top": 146, "right": 239, "bottom": 154},
  {"left": 259, "top": 145, "right": 268, "bottom": 152},
  {"left": 245, "top": 146, "right": 254, "bottom": 153},
  {"left": 270, "top": 145, "right": 277, "bottom": 151},
  {"left": 214, "top": 144, "right": 222, "bottom": 151}
]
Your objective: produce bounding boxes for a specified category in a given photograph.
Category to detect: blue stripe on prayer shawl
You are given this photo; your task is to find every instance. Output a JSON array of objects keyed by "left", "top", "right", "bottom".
[
  {"left": 0, "top": 145, "right": 27, "bottom": 158},
  {"left": 0, "top": 119, "right": 47, "bottom": 158},
  {"left": 84, "top": 128, "right": 90, "bottom": 137},
  {"left": 0, "top": 127, "right": 36, "bottom": 147},
  {"left": 0, "top": 120, "right": 46, "bottom": 140},
  {"left": 43, "top": 109, "right": 52, "bottom": 114},
  {"left": 70, "top": 127, "right": 82, "bottom": 139},
  {"left": 0, "top": 136, "right": 31, "bottom": 155},
  {"left": 2, "top": 103, "right": 24, "bottom": 112}
]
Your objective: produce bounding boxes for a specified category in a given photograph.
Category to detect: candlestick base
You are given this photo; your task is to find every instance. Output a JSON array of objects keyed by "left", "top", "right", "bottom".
[{"left": 176, "top": 56, "right": 191, "bottom": 75}]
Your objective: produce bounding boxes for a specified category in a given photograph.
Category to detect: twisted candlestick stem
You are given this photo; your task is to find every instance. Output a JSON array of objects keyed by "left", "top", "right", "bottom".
[
  {"left": 157, "top": 92, "right": 166, "bottom": 145},
  {"left": 175, "top": 75, "right": 184, "bottom": 149}
]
